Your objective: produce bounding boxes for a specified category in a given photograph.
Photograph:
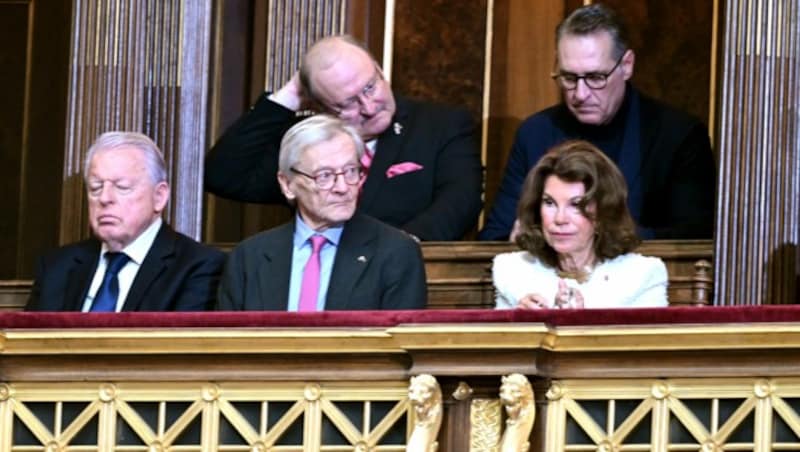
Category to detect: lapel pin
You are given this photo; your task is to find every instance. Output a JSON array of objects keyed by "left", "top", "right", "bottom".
[
  {"left": 357, "top": 255, "right": 367, "bottom": 263},
  {"left": 393, "top": 122, "right": 403, "bottom": 135}
]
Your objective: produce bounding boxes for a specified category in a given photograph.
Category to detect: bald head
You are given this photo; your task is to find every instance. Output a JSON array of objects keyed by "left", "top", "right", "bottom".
[
  {"left": 298, "top": 35, "right": 396, "bottom": 141},
  {"left": 300, "top": 36, "right": 372, "bottom": 98}
]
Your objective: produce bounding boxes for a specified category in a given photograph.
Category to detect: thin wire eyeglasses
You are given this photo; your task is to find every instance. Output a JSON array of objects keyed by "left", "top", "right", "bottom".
[
  {"left": 290, "top": 166, "right": 363, "bottom": 190},
  {"left": 329, "top": 68, "right": 382, "bottom": 117},
  {"left": 551, "top": 51, "right": 627, "bottom": 90}
]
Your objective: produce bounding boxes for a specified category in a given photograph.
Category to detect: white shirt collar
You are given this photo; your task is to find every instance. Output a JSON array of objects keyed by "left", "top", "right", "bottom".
[{"left": 101, "top": 217, "right": 163, "bottom": 264}]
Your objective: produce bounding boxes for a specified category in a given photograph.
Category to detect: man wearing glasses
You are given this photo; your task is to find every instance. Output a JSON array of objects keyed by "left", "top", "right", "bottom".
[
  {"left": 216, "top": 115, "right": 427, "bottom": 311},
  {"left": 205, "top": 35, "right": 482, "bottom": 242},
  {"left": 480, "top": 3, "right": 715, "bottom": 240}
]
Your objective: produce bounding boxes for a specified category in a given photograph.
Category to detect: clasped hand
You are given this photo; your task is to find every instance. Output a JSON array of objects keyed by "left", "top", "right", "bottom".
[{"left": 516, "top": 280, "right": 585, "bottom": 310}]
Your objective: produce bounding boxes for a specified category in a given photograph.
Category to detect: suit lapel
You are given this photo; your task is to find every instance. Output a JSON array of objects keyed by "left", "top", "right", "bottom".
[
  {"left": 64, "top": 240, "right": 101, "bottom": 311},
  {"left": 618, "top": 87, "right": 644, "bottom": 222},
  {"left": 326, "top": 214, "right": 375, "bottom": 310},
  {"left": 122, "top": 223, "right": 173, "bottom": 311},
  {"left": 359, "top": 98, "right": 410, "bottom": 210},
  {"left": 259, "top": 223, "right": 293, "bottom": 310}
]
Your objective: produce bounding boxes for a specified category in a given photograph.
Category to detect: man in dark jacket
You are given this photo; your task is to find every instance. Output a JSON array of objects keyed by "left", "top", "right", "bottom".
[
  {"left": 205, "top": 35, "right": 482, "bottom": 241},
  {"left": 480, "top": 3, "right": 715, "bottom": 241},
  {"left": 27, "top": 132, "right": 224, "bottom": 312}
]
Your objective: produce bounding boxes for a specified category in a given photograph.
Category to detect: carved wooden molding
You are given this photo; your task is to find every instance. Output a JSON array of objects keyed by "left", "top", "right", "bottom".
[{"left": 715, "top": 0, "right": 800, "bottom": 305}]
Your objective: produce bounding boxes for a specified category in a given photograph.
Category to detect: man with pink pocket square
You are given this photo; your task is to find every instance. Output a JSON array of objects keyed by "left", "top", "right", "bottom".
[
  {"left": 205, "top": 35, "right": 483, "bottom": 241},
  {"left": 386, "top": 162, "right": 424, "bottom": 179}
]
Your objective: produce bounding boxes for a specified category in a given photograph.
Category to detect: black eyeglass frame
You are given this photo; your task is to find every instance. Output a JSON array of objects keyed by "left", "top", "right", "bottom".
[{"left": 551, "top": 50, "right": 627, "bottom": 90}]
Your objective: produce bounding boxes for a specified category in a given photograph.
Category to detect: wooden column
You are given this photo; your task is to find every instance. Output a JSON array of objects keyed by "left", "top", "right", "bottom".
[
  {"left": 60, "top": 0, "right": 212, "bottom": 243},
  {"left": 204, "top": 0, "right": 349, "bottom": 242},
  {"left": 715, "top": 0, "right": 800, "bottom": 305}
]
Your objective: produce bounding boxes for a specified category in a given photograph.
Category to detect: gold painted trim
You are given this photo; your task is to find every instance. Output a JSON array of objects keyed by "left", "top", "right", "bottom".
[
  {"left": 470, "top": 398, "right": 502, "bottom": 452},
  {"left": 479, "top": 0, "right": 495, "bottom": 228},
  {"left": 549, "top": 323, "right": 800, "bottom": 351},
  {"left": 709, "top": 0, "right": 719, "bottom": 146},
  {"left": 382, "top": 0, "right": 395, "bottom": 81},
  {"left": 7, "top": 323, "right": 800, "bottom": 355},
  {"left": 17, "top": 0, "right": 36, "bottom": 277}
]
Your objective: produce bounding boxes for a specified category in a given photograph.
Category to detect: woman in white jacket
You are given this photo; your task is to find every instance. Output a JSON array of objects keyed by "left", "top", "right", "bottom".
[{"left": 493, "top": 140, "right": 667, "bottom": 310}]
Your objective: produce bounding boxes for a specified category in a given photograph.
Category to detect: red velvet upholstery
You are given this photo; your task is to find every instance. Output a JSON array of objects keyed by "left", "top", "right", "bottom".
[{"left": 1, "top": 306, "right": 798, "bottom": 329}]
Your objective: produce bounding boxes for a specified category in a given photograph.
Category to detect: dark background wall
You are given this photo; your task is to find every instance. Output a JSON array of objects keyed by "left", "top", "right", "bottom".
[{"left": 0, "top": 0, "right": 71, "bottom": 279}]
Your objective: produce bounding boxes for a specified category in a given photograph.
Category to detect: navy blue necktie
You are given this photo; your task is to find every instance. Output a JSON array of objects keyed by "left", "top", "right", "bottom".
[{"left": 89, "top": 252, "right": 130, "bottom": 312}]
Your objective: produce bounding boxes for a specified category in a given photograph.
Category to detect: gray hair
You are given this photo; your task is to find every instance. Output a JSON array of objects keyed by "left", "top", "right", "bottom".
[
  {"left": 84, "top": 131, "right": 168, "bottom": 184},
  {"left": 278, "top": 115, "right": 365, "bottom": 175},
  {"left": 556, "top": 3, "right": 629, "bottom": 60}
]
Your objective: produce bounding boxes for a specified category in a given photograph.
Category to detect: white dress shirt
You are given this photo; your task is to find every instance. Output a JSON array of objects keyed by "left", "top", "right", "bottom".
[{"left": 82, "top": 217, "right": 162, "bottom": 312}]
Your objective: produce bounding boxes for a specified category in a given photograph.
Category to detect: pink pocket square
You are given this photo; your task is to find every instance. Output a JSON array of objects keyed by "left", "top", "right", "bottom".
[{"left": 386, "top": 162, "right": 424, "bottom": 179}]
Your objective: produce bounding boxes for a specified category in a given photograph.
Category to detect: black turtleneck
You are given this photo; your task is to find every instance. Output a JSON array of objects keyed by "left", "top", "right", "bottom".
[{"left": 564, "top": 85, "right": 631, "bottom": 165}]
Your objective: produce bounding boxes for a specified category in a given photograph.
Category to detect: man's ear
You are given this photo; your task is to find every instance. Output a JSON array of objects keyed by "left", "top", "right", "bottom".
[
  {"left": 622, "top": 49, "right": 635, "bottom": 81},
  {"left": 153, "top": 182, "right": 170, "bottom": 213},
  {"left": 277, "top": 172, "right": 296, "bottom": 202}
]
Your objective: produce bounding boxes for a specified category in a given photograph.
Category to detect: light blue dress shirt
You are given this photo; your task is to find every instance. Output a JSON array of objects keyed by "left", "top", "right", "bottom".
[{"left": 287, "top": 216, "right": 343, "bottom": 311}]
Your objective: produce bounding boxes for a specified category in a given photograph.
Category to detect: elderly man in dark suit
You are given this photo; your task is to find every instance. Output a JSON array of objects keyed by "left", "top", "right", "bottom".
[
  {"left": 26, "top": 132, "right": 225, "bottom": 312},
  {"left": 480, "top": 3, "right": 716, "bottom": 241},
  {"left": 204, "top": 35, "right": 482, "bottom": 241},
  {"left": 216, "top": 115, "right": 427, "bottom": 311}
]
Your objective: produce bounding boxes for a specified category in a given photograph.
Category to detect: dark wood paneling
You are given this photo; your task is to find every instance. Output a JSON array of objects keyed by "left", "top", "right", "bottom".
[
  {"left": 346, "top": 0, "right": 386, "bottom": 59},
  {"left": 485, "top": 0, "right": 563, "bottom": 225},
  {"left": 204, "top": 0, "right": 254, "bottom": 243},
  {"left": 0, "top": 3, "right": 29, "bottom": 278},
  {"left": 391, "top": 0, "right": 487, "bottom": 121},
  {"left": 0, "top": 0, "right": 71, "bottom": 278},
  {"left": 602, "top": 0, "right": 713, "bottom": 127}
]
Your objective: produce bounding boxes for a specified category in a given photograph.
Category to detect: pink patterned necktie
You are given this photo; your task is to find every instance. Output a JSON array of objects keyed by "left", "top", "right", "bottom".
[
  {"left": 298, "top": 235, "right": 327, "bottom": 312},
  {"left": 360, "top": 150, "right": 373, "bottom": 176}
]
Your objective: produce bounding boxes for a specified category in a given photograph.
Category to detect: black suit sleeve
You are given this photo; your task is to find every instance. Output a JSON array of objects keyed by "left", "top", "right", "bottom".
[
  {"left": 204, "top": 93, "right": 297, "bottom": 203},
  {"left": 25, "top": 256, "right": 47, "bottom": 311},
  {"left": 170, "top": 247, "right": 227, "bottom": 311},
  {"left": 400, "top": 108, "right": 483, "bottom": 241},
  {"left": 641, "top": 121, "right": 716, "bottom": 239},
  {"left": 379, "top": 236, "right": 428, "bottom": 309},
  {"left": 215, "top": 246, "right": 246, "bottom": 310}
]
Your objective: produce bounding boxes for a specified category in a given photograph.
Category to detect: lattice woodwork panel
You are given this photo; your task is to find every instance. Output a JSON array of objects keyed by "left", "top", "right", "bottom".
[
  {"left": 545, "top": 378, "right": 800, "bottom": 452},
  {"left": 469, "top": 398, "right": 501, "bottom": 452},
  {"left": 0, "top": 381, "right": 411, "bottom": 451},
  {"left": 263, "top": 0, "right": 348, "bottom": 92}
]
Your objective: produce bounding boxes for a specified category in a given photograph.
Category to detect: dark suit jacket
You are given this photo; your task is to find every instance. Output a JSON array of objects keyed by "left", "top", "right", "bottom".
[
  {"left": 480, "top": 85, "right": 716, "bottom": 240},
  {"left": 216, "top": 213, "right": 427, "bottom": 310},
  {"left": 204, "top": 94, "right": 483, "bottom": 241},
  {"left": 26, "top": 223, "right": 226, "bottom": 311}
]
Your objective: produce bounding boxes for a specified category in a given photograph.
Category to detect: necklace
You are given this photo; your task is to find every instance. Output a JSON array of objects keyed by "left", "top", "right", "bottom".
[{"left": 556, "top": 264, "right": 595, "bottom": 284}]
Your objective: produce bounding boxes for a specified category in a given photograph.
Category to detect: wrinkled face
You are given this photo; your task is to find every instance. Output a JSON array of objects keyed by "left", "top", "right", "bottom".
[
  {"left": 278, "top": 133, "right": 360, "bottom": 231},
  {"left": 87, "top": 147, "right": 169, "bottom": 251},
  {"left": 310, "top": 45, "right": 396, "bottom": 141},
  {"left": 557, "top": 31, "right": 633, "bottom": 125},
  {"left": 540, "top": 176, "right": 597, "bottom": 262}
]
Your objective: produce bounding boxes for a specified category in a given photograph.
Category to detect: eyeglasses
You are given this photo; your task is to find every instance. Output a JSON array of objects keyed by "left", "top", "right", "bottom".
[
  {"left": 329, "top": 68, "right": 382, "bottom": 117},
  {"left": 551, "top": 51, "right": 626, "bottom": 90},
  {"left": 290, "top": 165, "right": 363, "bottom": 190}
]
